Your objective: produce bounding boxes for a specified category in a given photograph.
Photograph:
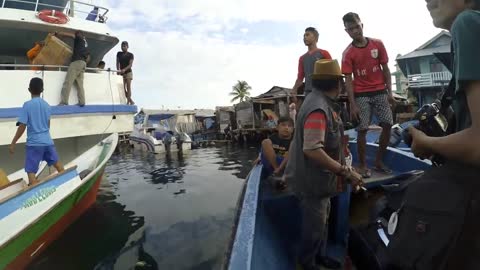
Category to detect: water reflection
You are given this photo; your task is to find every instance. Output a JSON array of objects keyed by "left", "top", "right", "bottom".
[
  {"left": 94, "top": 229, "right": 158, "bottom": 270},
  {"left": 216, "top": 145, "right": 259, "bottom": 179},
  {"left": 27, "top": 144, "right": 257, "bottom": 270}
]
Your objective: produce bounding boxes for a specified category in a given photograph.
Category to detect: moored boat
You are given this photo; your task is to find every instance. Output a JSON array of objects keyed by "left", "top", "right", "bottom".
[
  {"left": 0, "top": 133, "right": 118, "bottom": 270},
  {"left": 130, "top": 110, "right": 194, "bottom": 154},
  {"left": 0, "top": 0, "right": 137, "bottom": 174},
  {"left": 0, "top": 1, "right": 137, "bottom": 268}
]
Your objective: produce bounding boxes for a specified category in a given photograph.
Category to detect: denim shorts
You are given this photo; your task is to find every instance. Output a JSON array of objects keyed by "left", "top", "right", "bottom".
[
  {"left": 260, "top": 152, "right": 284, "bottom": 175},
  {"left": 25, "top": 145, "right": 59, "bottom": 173}
]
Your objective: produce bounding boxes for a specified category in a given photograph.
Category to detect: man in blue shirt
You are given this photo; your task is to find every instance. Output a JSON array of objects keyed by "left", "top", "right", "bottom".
[
  {"left": 86, "top": 6, "right": 99, "bottom": 21},
  {"left": 9, "top": 78, "right": 64, "bottom": 186}
]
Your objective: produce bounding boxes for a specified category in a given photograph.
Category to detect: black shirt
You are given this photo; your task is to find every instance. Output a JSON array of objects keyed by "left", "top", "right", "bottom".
[
  {"left": 117, "top": 51, "right": 134, "bottom": 73},
  {"left": 269, "top": 133, "right": 291, "bottom": 158},
  {"left": 71, "top": 36, "right": 89, "bottom": 62}
]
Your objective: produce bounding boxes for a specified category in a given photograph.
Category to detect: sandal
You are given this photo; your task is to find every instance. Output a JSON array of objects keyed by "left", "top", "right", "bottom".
[
  {"left": 374, "top": 165, "right": 393, "bottom": 174},
  {"left": 357, "top": 168, "right": 371, "bottom": 178}
]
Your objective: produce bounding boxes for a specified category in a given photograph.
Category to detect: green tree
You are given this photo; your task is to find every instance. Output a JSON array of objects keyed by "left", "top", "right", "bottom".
[{"left": 229, "top": 80, "right": 252, "bottom": 103}]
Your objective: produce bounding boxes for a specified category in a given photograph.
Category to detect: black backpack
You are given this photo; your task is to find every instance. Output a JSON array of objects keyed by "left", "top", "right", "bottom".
[
  {"left": 348, "top": 171, "right": 424, "bottom": 270},
  {"left": 386, "top": 162, "right": 478, "bottom": 270}
]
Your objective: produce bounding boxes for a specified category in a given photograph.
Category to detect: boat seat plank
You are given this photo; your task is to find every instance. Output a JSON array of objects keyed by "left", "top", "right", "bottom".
[{"left": 0, "top": 179, "right": 24, "bottom": 192}]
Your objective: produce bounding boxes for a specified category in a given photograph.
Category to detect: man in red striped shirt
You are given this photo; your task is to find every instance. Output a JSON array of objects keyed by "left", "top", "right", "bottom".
[
  {"left": 341, "top": 12, "right": 394, "bottom": 177},
  {"left": 291, "top": 27, "right": 332, "bottom": 103}
]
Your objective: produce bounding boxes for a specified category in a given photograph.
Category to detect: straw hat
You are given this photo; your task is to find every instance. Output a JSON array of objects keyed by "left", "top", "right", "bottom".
[{"left": 311, "top": 59, "right": 344, "bottom": 80}]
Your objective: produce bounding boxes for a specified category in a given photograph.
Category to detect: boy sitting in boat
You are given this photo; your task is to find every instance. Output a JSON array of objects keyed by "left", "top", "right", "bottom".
[
  {"left": 9, "top": 78, "right": 64, "bottom": 186},
  {"left": 257, "top": 117, "right": 294, "bottom": 178}
]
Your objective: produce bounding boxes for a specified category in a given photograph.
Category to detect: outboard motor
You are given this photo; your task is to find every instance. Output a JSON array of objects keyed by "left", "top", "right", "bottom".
[
  {"left": 402, "top": 100, "right": 452, "bottom": 166},
  {"left": 388, "top": 124, "right": 403, "bottom": 148}
]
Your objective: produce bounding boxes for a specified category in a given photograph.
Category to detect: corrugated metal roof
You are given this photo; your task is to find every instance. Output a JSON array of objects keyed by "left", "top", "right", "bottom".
[
  {"left": 396, "top": 44, "right": 450, "bottom": 60},
  {"left": 416, "top": 30, "right": 451, "bottom": 50},
  {"left": 215, "top": 106, "right": 234, "bottom": 112},
  {"left": 140, "top": 109, "right": 215, "bottom": 117},
  {"left": 255, "top": 86, "right": 292, "bottom": 99}
]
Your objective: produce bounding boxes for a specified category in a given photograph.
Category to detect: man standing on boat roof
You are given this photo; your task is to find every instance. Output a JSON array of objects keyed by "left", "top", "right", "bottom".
[
  {"left": 284, "top": 59, "right": 363, "bottom": 270},
  {"left": 291, "top": 27, "right": 332, "bottom": 104},
  {"left": 341, "top": 12, "right": 395, "bottom": 178},
  {"left": 387, "top": 0, "right": 480, "bottom": 269},
  {"left": 9, "top": 78, "right": 65, "bottom": 186},
  {"left": 117, "top": 41, "right": 135, "bottom": 105},
  {"left": 57, "top": 30, "right": 89, "bottom": 107}
]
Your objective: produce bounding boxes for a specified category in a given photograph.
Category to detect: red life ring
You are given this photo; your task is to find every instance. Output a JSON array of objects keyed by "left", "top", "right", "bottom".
[{"left": 37, "top": 9, "right": 69, "bottom": 24}]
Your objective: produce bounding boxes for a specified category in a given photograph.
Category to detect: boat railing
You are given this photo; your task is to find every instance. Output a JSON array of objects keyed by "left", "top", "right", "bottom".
[
  {"left": 1, "top": 0, "right": 110, "bottom": 22},
  {"left": 0, "top": 63, "right": 121, "bottom": 73}
]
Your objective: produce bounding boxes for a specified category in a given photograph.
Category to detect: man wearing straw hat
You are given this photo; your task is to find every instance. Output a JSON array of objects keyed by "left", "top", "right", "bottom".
[{"left": 284, "top": 59, "right": 363, "bottom": 270}]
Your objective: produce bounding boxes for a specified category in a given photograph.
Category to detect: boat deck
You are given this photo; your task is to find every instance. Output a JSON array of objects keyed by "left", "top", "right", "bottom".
[{"left": 363, "top": 170, "right": 393, "bottom": 185}]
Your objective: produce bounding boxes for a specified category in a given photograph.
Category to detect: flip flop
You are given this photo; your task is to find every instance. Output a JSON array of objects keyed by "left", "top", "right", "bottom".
[
  {"left": 358, "top": 168, "right": 371, "bottom": 178},
  {"left": 374, "top": 166, "right": 393, "bottom": 174}
]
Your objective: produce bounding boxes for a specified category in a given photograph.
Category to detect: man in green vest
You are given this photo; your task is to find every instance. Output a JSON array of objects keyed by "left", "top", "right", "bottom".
[{"left": 284, "top": 59, "right": 363, "bottom": 270}]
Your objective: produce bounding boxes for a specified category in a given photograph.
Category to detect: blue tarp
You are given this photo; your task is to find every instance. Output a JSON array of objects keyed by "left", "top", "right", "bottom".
[{"left": 147, "top": 114, "right": 175, "bottom": 121}]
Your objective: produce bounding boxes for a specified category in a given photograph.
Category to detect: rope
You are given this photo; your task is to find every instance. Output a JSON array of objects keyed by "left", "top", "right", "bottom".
[{"left": 98, "top": 68, "right": 116, "bottom": 143}]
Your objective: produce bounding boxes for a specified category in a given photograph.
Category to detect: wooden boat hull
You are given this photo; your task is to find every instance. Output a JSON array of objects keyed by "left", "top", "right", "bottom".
[
  {"left": 0, "top": 134, "right": 118, "bottom": 270},
  {"left": 2, "top": 169, "right": 104, "bottom": 270}
]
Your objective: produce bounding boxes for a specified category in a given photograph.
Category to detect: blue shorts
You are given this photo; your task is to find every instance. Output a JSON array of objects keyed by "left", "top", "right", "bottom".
[
  {"left": 260, "top": 151, "right": 284, "bottom": 175},
  {"left": 25, "top": 145, "right": 59, "bottom": 173}
]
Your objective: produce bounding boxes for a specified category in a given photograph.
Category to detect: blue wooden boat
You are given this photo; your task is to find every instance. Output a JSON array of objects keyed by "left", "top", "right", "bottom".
[{"left": 223, "top": 142, "right": 430, "bottom": 270}]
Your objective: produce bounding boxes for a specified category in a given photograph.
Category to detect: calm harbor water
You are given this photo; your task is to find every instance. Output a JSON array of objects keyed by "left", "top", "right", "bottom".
[{"left": 28, "top": 144, "right": 259, "bottom": 270}]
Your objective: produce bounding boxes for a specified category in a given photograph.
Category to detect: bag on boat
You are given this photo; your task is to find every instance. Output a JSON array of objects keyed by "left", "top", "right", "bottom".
[
  {"left": 349, "top": 219, "right": 391, "bottom": 270},
  {"left": 369, "top": 171, "right": 423, "bottom": 223},
  {"left": 387, "top": 162, "right": 476, "bottom": 270},
  {"left": 349, "top": 172, "right": 423, "bottom": 270}
]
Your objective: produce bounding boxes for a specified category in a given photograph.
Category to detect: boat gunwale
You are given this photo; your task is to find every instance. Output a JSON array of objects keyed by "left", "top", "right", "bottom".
[
  {"left": 221, "top": 164, "right": 255, "bottom": 270},
  {"left": 0, "top": 133, "right": 118, "bottom": 250},
  {"left": 225, "top": 164, "right": 262, "bottom": 270},
  {"left": 0, "top": 165, "right": 77, "bottom": 206}
]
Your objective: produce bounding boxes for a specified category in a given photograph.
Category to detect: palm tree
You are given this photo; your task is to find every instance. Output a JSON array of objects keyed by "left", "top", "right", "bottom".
[{"left": 229, "top": 80, "right": 252, "bottom": 103}]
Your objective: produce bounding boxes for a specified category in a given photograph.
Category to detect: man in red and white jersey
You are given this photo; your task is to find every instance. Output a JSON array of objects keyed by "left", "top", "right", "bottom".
[{"left": 341, "top": 12, "right": 394, "bottom": 178}]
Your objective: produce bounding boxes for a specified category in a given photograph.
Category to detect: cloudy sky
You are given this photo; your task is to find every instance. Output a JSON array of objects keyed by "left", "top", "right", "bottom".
[{"left": 100, "top": 0, "right": 440, "bottom": 110}]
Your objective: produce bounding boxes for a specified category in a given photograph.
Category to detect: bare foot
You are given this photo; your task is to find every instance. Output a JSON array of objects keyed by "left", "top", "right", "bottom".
[{"left": 29, "top": 179, "right": 39, "bottom": 186}]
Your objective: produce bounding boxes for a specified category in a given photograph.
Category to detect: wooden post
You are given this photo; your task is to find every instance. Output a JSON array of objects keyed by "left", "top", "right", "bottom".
[
  {"left": 259, "top": 103, "right": 262, "bottom": 127},
  {"left": 252, "top": 102, "right": 255, "bottom": 128},
  {"left": 69, "top": 0, "right": 75, "bottom": 16}
]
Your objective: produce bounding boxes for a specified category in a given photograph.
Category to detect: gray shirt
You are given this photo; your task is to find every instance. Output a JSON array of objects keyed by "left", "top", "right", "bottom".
[{"left": 298, "top": 49, "right": 332, "bottom": 95}]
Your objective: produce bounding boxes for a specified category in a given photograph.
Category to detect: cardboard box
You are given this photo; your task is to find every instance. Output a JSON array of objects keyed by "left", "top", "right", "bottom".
[{"left": 32, "top": 34, "right": 73, "bottom": 67}]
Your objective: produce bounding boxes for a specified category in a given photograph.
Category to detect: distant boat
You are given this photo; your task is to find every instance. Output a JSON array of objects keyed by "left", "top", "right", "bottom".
[
  {"left": 0, "top": 134, "right": 118, "bottom": 269},
  {"left": 223, "top": 142, "right": 430, "bottom": 270}
]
